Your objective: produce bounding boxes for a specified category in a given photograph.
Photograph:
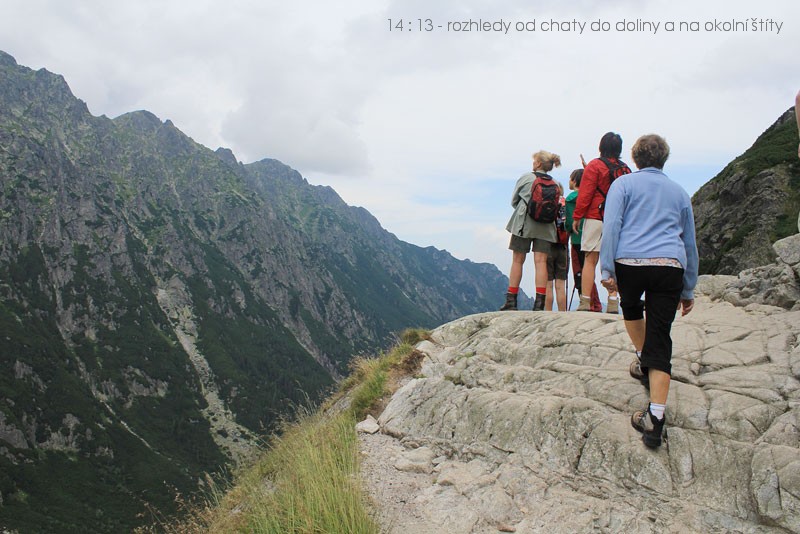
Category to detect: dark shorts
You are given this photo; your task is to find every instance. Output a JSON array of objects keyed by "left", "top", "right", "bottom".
[
  {"left": 615, "top": 262, "right": 684, "bottom": 376},
  {"left": 547, "top": 244, "right": 568, "bottom": 280},
  {"left": 509, "top": 234, "right": 552, "bottom": 254}
]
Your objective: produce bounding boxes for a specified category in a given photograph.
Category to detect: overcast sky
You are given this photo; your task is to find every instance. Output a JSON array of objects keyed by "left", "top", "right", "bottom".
[{"left": 2, "top": 0, "right": 799, "bottom": 296}]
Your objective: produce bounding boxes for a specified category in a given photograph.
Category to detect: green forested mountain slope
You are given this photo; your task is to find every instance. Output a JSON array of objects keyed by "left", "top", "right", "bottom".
[
  {"left": 0, "top": 50, "right": 509, "bottom": 532},
  {"left": 693, "top": 107, "right": 800, "bottom": 275}
]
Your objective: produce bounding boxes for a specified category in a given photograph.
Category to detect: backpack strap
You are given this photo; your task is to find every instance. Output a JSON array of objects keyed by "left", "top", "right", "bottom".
[
  {"left": 594, "top": 158, "right": 629, "bottom": 199},
  {"left": 593, "top": 159, "right": 611, "bottom": 201}
]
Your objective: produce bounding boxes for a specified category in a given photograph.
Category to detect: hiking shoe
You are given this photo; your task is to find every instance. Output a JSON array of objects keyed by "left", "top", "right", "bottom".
[
  {"left": 532, "top": 293, "right": 546, "bottom": 311},
  {"left": 606, "top": 299, "right": 619, "bottom": 314},
  {"left": 629, "top": 359, "right": 649, "bottom": 388},
  {"left": 631, "top": 408, "right": 665, "bottom": 448},
  {"left": 576, "top": 296, "right": 591, "bottom": 312},
  {"left": 500, "top": 292, "right": 518, "bottom": 311}
]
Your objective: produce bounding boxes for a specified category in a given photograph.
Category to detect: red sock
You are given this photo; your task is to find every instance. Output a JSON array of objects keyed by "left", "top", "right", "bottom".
[
  {"left": 536, "top": 287, "right": 546, "bottom": 295},
  {"left": 508, "top": 286, "right": 519, "bottom": 294}
]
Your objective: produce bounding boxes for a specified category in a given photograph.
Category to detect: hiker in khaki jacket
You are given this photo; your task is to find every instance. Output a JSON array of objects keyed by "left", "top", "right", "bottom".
[{"left": 500, "top": 151, "right": 561, "bottom": 311}]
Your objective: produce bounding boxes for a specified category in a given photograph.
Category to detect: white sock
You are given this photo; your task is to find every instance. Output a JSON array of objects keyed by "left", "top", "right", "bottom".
[
  {"left": 608, "top": 296, "right": 618, "bottom": 301},
  {"left": 635, "top": 350, "right": 642, "bottom": 361},
  {"left": 649, "top": 402, "right": 666, "bottom": 421}
]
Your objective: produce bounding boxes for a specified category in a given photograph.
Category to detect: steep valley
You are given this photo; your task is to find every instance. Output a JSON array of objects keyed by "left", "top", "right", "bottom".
[{"left": 0, "top": 50, "right": 511, "bottom": 532}]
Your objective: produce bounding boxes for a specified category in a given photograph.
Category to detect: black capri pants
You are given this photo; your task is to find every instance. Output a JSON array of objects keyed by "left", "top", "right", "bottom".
[{"left": 615, "top": 262, "right": 684, "bottom": 375}]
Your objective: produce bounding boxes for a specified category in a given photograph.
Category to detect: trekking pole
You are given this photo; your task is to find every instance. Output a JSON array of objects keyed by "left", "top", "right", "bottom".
[
  {"left": 564, "top": 248, "right": 570, "bottom": 311},
  {"left": 569, "top": 286, "right": 576, "bottom": 310}
]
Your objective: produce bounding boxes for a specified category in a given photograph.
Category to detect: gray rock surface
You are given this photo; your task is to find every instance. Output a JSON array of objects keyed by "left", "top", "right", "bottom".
[
  {"left": 696, "top": 233, "right": 800, "bottom": 311},
  {"left": 357, "top": 415, "right": 381, "bottom": 434},
  {"left": 362, "top": 250, "right": 800, "bottom": 532},
  {"left": 775, "top": 234, "right": 800, "bottom": 279}
]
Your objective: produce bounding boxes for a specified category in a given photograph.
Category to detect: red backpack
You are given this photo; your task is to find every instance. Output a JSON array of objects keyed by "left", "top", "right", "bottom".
[
  {"left": 527, "top": 172, "right": 561, "bottom": 223},
  {"left": 596, "top": 157, "right": 632, "bottom": 219}
]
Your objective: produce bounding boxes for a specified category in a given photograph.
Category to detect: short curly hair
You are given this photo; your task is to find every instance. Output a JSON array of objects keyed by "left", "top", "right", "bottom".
[{"left": 631, "top": 134, "right": 670, "bottom": 169}]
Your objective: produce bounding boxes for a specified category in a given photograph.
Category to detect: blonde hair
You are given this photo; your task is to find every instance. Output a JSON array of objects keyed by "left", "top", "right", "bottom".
[{"left": 532, "top": 150, "right": 562, "bottom": 172}]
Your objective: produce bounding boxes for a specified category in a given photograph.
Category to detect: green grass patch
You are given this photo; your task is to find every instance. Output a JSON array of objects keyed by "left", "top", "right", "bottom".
[{"left": 158, "top": 328, "right": 430, "bottom": 534}]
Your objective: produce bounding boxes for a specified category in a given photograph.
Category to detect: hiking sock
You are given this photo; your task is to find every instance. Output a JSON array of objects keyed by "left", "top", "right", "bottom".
[
  {"left": 508, "top": 286, "right": 520, "bottom": 294},
  {"left": 536, "top": 287, "right": 546, "bottom": 296},
  {"left": 576, "top": 295, "right": 591, "bottom": 311},
  {"left": 635, "top": 350, "right": 642, "bottom": 361},
  {"left": 649, "top": 402, "right": 666, "bottom": 421}
]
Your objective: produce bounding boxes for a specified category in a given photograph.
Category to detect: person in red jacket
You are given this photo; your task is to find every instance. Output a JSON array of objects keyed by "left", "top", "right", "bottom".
[
  {"left": 565, "top": 169, "right": 603, "bottom": 312},
  {"left": 571, "top": 132, "right": 630, "bottom": 313}
]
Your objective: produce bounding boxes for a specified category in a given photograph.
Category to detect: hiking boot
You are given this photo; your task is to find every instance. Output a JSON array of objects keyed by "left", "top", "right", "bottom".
[
  {"left": 532, "top": 293, "right": 546, "bottom": 311},
  {"left": 576, "top": 295, "right": 591, "bottom": 311},
  {"left": 631, "top": 408, "right": 665, "bottom": 448},
  {"left": 606, "top": 299, "right": 619, "bottom": 314},
  {"left": 500, "top": 292, "right": 518, "bottom": 311},
  {"left": 629, "top": 359, "right": 650, "bottom": 388}
]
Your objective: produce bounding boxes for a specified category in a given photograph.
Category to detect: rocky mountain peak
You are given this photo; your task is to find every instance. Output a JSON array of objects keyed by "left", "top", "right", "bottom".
[
  {"left": 250, "top": 157, "right": 309, "bottom": 185},
  {"left": 0, "top": 49, "right": 17, "bottom": 66},
  {"left": 693, "top": 106, "right": 800, "bottom": 275},
  {"left": 215, "top": 147, "right": 238, "bottom": 166},
  {"left": 0, "top": 59, "right": 88, "bottom": 124}
]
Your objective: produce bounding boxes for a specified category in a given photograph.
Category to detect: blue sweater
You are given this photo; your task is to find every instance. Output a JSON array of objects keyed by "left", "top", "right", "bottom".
[{"left": 599, "top": 167, "right": 699, "bottom": 299}]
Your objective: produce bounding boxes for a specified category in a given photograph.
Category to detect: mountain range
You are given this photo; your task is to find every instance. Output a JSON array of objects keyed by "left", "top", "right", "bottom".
[{"left": 0, "top": 50, "right": 511, "bottom": 532}]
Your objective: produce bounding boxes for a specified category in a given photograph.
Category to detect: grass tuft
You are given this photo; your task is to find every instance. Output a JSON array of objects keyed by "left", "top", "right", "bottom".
[{"left": 156, "top": 328, "right": 430, "bottom": 533}]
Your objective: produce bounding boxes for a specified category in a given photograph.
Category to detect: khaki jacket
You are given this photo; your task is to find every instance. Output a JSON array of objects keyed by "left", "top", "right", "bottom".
[{"left": 505, "top": 172, "right": 557, "bottom": 242}]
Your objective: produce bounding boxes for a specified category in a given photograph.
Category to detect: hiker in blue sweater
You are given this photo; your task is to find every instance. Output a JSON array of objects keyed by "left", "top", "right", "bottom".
[{"left": 599, "top": 134, "right": 699, "bottom": 449}]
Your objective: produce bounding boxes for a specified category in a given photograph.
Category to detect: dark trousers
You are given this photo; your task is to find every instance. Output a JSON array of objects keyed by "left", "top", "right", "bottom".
[{"left": 615, "top": 262, "right": 684, "bottom": 375}]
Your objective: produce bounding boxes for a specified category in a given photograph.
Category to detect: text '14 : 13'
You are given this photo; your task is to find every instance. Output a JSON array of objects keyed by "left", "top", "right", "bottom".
[{"left": 388, "top": 19, "right": 434, "bottom": 31}]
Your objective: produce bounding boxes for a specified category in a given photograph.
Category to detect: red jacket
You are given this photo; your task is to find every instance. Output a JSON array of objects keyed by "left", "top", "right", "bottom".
[{"left": 573, "top": 157, "right": 621, "bottom": 221}]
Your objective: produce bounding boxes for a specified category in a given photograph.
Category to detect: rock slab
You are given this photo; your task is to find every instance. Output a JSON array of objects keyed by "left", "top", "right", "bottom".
[{"left": 363, "top": 293, "right": 800, "bottom": 533}]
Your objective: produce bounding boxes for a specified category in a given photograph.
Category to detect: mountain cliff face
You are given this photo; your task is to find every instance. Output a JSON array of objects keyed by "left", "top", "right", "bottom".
[
  {"left": 692, "top": 107, "right": 800, "bottom": 275},
  {"left": 0, "top": 50, "right": 510, "bottom": 532}
]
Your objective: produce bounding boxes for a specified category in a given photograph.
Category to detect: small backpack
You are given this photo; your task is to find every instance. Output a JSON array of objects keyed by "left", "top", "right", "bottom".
[
  {"left": 555, "top": 199, "right": 568, "bottom": 245},
  {"left": 596, "top": 157, "right": 632, "bottom": 219},
  {"left": 527, "top": 172, "right": 561, "bottom": 223}
]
